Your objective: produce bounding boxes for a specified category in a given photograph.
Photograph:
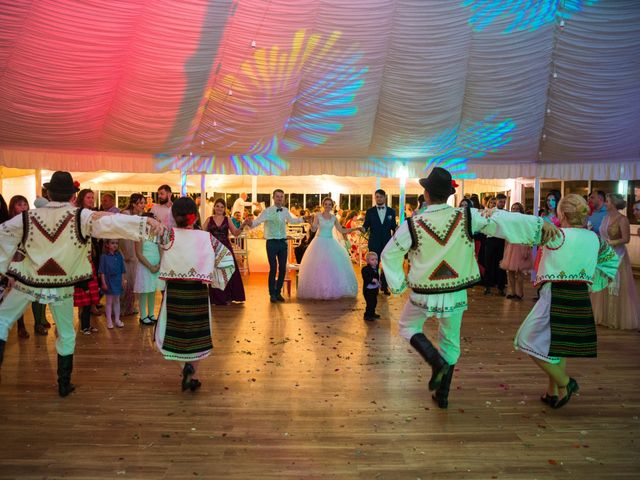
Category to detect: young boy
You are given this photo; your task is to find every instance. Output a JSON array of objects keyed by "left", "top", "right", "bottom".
[{"left": 361, "top": 251, "right": 381, "bottom": 321}]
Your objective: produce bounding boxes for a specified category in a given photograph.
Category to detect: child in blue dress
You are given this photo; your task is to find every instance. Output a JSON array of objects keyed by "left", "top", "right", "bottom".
[{"left": 99, "top": 239, "right": 126, "bottom": 329}]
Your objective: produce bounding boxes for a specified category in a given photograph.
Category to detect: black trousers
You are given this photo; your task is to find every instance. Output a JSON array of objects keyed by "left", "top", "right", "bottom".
[
  {"left": 363, "top": 288, "right": 378, "bottom": 317},
  {"left": 266, "top": 239, "right": 288, "bottom": 296},
  {"left": 79, "top": 305, "right": 91, "bottom": 330},
  {"left": 370, "top": 248, "right": 388, "bottom": 291}
]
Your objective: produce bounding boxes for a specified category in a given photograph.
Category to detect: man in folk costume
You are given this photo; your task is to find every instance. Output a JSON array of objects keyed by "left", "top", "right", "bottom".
[
  {"left": 0, "top": 171, "right": 163, "bottom": 396},
  {"left": 381, "top": 167, "right": 559, "bottom": 409}
]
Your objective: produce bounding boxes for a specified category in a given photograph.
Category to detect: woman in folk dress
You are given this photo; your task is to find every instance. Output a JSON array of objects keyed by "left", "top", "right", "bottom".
[{"left": 154, "top": 198, "right": 235, "bottom": 392}]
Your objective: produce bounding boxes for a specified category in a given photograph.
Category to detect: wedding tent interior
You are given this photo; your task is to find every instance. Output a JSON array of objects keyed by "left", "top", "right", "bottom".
[
  {"left": 2, "top": 0, "right": 639, "bottom": 259},
  {"left": 1, "top": 1, "right": 640, "bottom": 477}
]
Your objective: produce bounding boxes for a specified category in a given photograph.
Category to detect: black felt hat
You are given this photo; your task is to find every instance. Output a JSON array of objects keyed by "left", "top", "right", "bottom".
[
  {"left": 43, "top": 171, "right": 80, "bottom": 195},
  {"left": 419, "top": 167, "right": 457, "bottom": 199}
]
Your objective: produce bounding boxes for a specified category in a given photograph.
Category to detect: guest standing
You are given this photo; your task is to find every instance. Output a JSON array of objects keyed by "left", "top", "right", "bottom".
[
  {"left": 499, "top": 203, "right": 533, "bottom": 300},
  {"left": 119, "top": 193, "right": 146, "bottom": 316},
  {"left": 483, "top": 193, "right": 508, "bottom": 296},
  {"left": 150, "top": 184, "right": 176, "bottom": 228},
  {"left": 203, "top": 198, "right": 246, "bottom": 305},
  {"left": 231, "top": 192, "right": 257, "bottom": 218},
  {"left": 587, "top": 190, "right": 607, "bottom": 235},
  {"left": 7, "top": 196, "right": 35, "bottom": 338},
  {"left": 590, "top": 193, "right": 639, "bottom": 330},
  {"left": 99, "top": 239, "right": 126, "bottom": 329},
  {"left": 134, "top": 213, "right": 161, "bottom": 325},
  {"left": 73, "top": 189, "right": 101, "bottom": 335}
]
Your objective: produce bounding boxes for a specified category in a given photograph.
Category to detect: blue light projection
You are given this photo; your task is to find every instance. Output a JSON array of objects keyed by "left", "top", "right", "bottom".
[
  {"left": 364, "top": 114, "right": 516, "bottom": 178},
  {"left": 463, "top": 0, "right": 598, "bottom": 33},
  {"left": 155, "top": 29, "right": 367, "bottom": 176}
]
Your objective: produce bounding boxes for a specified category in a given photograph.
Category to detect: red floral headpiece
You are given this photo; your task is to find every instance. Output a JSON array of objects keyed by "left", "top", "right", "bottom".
[
  {"left": 73, "top": 181, "right": 80, "bottom": 188},
  {"left": 186, "top": 213, "right": 197, "bottom": 226},
  {"left": 451, "top": 180, "right": 459, "bottom": 189}
]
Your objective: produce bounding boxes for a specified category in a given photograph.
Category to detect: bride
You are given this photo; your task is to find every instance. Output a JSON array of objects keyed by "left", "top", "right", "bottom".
[{"left": 297, "top": 197, "right": 359, "bottom": 299}]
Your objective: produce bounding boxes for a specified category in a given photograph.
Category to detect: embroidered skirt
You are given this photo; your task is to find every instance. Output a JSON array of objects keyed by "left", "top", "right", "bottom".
[
  {"left": 515, "top": 282, "right": 596, "bottom": 364},
  {"left": 155, "top": 280, "right": 213, "bottom": 362},
  {"left": 548, "top": 282, "right": 597, "bottom": 358}
]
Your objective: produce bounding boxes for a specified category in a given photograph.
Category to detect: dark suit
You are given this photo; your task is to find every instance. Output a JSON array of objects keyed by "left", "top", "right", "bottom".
[{"left": 362, "top": 205, "right": 397, "bottom": 291}]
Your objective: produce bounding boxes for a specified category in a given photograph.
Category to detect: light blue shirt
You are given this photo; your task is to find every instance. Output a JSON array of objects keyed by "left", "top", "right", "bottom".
[
  {"left": 588, "top": 206, "right": 607, "bottom": 235},
  {"left": 251, "top": 205, "right": 304, "bottom": 240}
]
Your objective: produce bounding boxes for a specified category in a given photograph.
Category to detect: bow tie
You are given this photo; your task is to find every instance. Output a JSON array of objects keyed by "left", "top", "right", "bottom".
[
  {"left": 276, "top": 208, "right": 283, "bottom": 212},
  {"left": 377, "top": 206, "right": 385, "bottom": 210}
]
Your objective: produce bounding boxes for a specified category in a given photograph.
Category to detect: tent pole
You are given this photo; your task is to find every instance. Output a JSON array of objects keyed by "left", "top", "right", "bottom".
[
  {"left": 180, "top": 171, "right": 187, "bottom": 197},
  {"left": 35, "top": 169, "right": 42, "bottom": 199},
  {"left": 398, "top": 170, "right": 407, "bottom": 223},
  {"left": 251, "top": 175, "right": 258, "bottom": 206},
  {"left": 200, "top": 174, "right": 206, "bottom": 221},
  {"left": 531, "top": 176, "right": 541, "bottom": 281}
]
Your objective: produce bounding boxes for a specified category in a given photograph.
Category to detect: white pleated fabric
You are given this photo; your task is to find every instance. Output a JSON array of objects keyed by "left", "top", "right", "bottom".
[{"left": 0, "top": 1, "right": 638, "bottom": 179}]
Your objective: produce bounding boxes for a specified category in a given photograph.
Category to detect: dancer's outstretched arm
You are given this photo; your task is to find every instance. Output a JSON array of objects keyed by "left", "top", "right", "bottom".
[{"left": 380, "top": 221, "right": 412, "bottom": 295}]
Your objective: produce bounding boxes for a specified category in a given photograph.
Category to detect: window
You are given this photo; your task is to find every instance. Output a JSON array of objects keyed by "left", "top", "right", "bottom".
[
  {"left": 290, "top": 193, "right": 304, "bottom": 210},
  {"left": 590, "top": 181, "right": 618, "bottom": 197},
  {"left": 349, "top": 194, "right": 362, "bottom": 211},
  {"left": 391, "top": 195, "right": 400, "bottom": 212},
  {"left": 257, "top": 193, "right": 271, "bottom": 207},
  {"left": 362, "top": 195, "right": 373, "bottom": 210},
  {"left": 406, "top": 194, "right": 418, "bottom": 212},
  {"left": 564, "top": 181, "right": 588, "bottom": 198},
  {"left": 305, "top": 194, "right": 320, "bottom": 210},
  {"left": 339, "top": 194, "right": 349, "bottom": 211}
]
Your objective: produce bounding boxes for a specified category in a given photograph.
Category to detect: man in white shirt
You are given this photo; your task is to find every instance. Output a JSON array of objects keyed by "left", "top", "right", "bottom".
[
  {"left": 150, "top": 184, "right": 176, "bottom": 229},
  {"left": 247, "top": 189, "right": 311, "bottom": 303},
  {"left": 231, "top": 192, "right": 258, "bottom": 218}
]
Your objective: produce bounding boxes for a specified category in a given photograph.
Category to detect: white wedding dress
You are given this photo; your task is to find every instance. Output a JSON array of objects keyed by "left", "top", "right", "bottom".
[{"left": 297, "top": 214, "right": 358, "bottom": 299}]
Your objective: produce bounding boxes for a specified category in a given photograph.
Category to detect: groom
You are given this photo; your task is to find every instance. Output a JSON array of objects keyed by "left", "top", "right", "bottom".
[
  {"left": 361, "top": 189, "right": 397, "bottom": 295},
  {"left": 246, "top": 189, "right": 311, "bottom": 303}
]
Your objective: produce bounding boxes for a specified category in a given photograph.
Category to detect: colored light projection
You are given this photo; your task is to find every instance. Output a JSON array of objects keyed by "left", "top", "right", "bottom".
[
  {"left": 156, "top": 29, "right": 366, "bottom": 175},
  {"left": 365, "top": 115, "right": 516, "bottom": 178},
  {"left": 463, "top": 0, "right": 598, "bottom": 32}
]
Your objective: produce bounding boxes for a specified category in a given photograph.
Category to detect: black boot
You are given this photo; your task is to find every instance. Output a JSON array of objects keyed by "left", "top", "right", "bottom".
[
  {"left": 57, "top": 354, "right": 76, "bottom": 397},
  {"left": 409, "top": 333, "right": 450, "bottom": 391},
  {"left": 432, "top": 364, "right": 455, "bottom": 409}
]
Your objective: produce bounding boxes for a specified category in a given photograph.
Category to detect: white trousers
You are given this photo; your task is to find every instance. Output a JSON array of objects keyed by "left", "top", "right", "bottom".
[
  {"left": 398, "top": 300, "right": 464, "bottom": 365},
  {"left": 0, "top": 288, "right": 76, "bottom": 355}
]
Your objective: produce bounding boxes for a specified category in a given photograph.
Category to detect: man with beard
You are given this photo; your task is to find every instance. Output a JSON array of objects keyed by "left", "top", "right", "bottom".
[
  {"left": 151, "top": 184, "right": 176, "bottom": 229},
  {"left": 483, "top": 193, "right": 508, "bottom": 296}
]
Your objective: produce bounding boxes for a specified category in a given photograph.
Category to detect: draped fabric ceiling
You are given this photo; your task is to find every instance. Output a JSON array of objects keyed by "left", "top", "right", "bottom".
[{"left": 0, "top": 0, "right": 639, "bottom": 180}]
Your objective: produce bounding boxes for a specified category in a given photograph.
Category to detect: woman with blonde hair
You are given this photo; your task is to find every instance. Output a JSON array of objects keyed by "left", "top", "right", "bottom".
[
  {"left": 514, "top": 194, "right": 619, "bottom": 409},
  {"left": 590, "top": 193, "right": 639, "bottom": 329}
]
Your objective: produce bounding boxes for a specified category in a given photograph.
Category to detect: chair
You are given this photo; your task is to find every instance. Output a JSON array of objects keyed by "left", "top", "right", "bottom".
[
  {"left": 232, "top": 233, "right": 249, "bottom": 274},
  {"left": 283, "top": 233, "right": 305, "bottom": 297}
]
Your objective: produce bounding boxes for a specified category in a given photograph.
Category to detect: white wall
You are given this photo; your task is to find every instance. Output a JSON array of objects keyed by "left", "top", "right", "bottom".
[{"left": 2, "top": 174, "right": 36, "bottom": 208}]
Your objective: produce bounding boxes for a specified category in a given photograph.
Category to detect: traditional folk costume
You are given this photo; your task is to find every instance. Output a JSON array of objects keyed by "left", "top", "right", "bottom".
[
  {"left": 0, "top": 172, "right": 149, "bottom": 396},
  {"left": 381, "top": 168, "right": 545, "bottom": 409},
  {"left": 515, "top": 228, "right": 619, "bottom": 364},
  {"left": 154, "top": 228, "right": 235, "bottom": 363}
]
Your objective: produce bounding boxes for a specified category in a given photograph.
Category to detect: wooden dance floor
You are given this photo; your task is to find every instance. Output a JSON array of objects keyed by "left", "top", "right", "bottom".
[{"left": 1, "top": 273, "right": 639, "bottom": 479}]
